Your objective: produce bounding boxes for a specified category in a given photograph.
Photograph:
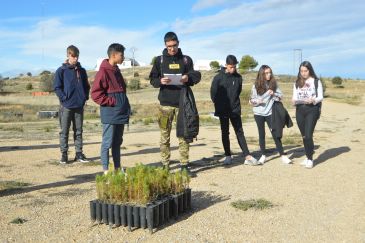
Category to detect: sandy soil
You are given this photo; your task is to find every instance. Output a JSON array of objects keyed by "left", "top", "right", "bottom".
[{"left": 0, "top": 98, "right": 364, "bottom": 243}]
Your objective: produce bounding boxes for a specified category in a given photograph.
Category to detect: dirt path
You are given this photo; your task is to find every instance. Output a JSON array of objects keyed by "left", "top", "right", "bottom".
[{"left": 0, "top": 98, "right": 364, "bottom": 242}]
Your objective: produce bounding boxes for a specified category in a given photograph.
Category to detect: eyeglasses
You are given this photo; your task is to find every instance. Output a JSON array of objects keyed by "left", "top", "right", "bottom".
[
  {"left": 166, "top": 44, "right": 178, "bottom": 49},
  {"left": 264, "top": 72, "right": 272, "bottom": 74}
]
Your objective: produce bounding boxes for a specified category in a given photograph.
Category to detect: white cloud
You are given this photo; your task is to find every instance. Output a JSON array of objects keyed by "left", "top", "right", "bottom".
[
  {"left": 1, "top": 0, "right": 365, "bottom": 78},
  {"left": 0, "top": 18, "right": 168, "bottom": 73},
  {"left": 173, "top": 0, "right": 365, "bottom": 78},
  {"left": 191, "top": 0, "right": 239, "bottom": 11}
]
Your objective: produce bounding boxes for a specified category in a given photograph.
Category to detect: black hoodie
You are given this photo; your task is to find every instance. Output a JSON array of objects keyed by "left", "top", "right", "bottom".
[
  {"left": 210, "top": 68, "right": 242, "bottom": 117},
  {"left": 149, "top": 48, "right": 201, "bottom": 107}
]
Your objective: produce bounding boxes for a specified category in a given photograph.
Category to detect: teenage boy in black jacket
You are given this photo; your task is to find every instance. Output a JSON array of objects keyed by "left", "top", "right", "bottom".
[
  {"left": 211, "top": 55, "right": 257, "bottom": 166},
  {"left": 149, "top": 31, "right": 201, "bottom": 173}
]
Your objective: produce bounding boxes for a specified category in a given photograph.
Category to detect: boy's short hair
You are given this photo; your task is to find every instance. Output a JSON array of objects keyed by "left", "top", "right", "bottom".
[
  {"left": 164, "top": 32, "right": 179, "bottom": 43},
  {"left": 226, "top": 55, "right": 238, "bottom": 65},
  {"left": 107, "top": 43, "right": 125, "bottom": 57},
  {"left": 67, "top": 45, "right": 79, "bottom": 57}
]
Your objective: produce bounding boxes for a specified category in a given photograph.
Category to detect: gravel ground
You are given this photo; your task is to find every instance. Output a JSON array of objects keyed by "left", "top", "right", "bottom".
[{"left": 0, "top": 99, "right": 364, "bottom": 242}]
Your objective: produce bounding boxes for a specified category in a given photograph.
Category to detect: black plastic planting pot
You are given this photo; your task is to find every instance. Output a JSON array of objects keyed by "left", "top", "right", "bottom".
[{"left": 90, "top": 188, "right": 192, "bottom": 233}]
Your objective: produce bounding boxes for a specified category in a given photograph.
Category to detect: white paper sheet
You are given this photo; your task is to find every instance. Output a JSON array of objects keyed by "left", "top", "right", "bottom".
[{"left": 164, "top": 73, "right": 182, "bottom": 85}]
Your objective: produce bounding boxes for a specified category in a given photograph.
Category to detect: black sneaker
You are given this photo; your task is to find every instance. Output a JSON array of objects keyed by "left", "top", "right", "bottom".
[
  {"left": 75, "top": 152, "right": 89, "bottom": 163},
  {"left": 181, "top": 164, "right": 196, "bottom": 178},
  {"left": 60, "top": 152, "right": 68, "bottom": 164}
]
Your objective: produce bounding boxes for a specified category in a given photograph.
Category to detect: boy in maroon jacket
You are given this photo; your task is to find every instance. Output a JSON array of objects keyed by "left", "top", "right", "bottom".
[{"left": 91, "top": 43, "right": 130, "bottom": 174}]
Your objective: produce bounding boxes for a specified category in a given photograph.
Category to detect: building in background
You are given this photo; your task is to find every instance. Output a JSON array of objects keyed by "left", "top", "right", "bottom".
[
  {"left": 95, "top": 57, "right": 141, "bottom": 71},
  {"left": 194, "top": 59, "right": 224, "bottom": 71}
]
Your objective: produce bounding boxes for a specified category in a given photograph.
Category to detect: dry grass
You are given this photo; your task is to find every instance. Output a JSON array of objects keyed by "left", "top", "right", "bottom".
[
  {"left": 1, "top": 67, "right": 364, "bottom": 125},
  {"left": 0, "top": 181, "right": 30, "bottom": 191}
]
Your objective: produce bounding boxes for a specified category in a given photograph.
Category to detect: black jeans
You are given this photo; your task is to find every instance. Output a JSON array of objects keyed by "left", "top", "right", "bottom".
[
  {"left": 295, "top": 105, "right": 320, "bottom": 160},
  {"left": 219, "top": 115, "right": 250, "bottom": 157},
  {"left": 254, "top": 115, "right": 284, "bottom": 156}
]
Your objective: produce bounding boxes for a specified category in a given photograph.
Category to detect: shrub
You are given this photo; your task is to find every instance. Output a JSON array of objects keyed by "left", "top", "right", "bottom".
[
  {"left": 231, "top": 198, "right": 273, "bottom": 211},
  {"left": 40, "top": 70, "right": 51, "bottom": 76},
  {"left": 143, "top": 117, "right": 155, "bottom": 125},
  {"left": 332, "top": 76, "right": 343, "bottom": 86},
  {"left": 209, "top": 61, "right": 220, "bottom": 70},
  {"left": 128, "top": 78, "right": 140, "bottom": 91},
  {"left": 96, "top": 164, "right": 190, "bottom": 205},
  {"left": 25, "top": 83, "right": 33, "bottom": 90},
  {"left": 239, "top": 55, "right": 258, "bottom": 73},
  {"left": 26, "top": 72, "right": 32, "bottom": 77},
  {"left": 134, "top": 72, "right": 139, "bottom": 77},
  {"left": 40, "top": 73, "right": 54, "bottom": 92}
]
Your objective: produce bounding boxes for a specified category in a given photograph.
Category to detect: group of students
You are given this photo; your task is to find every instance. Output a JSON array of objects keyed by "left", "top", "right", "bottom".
[
  {"left": 53, "top": 31, "right": 323, "bottom": 176},
  {"left": 211, "top": 57, "right": 323, "bottom": 169}
]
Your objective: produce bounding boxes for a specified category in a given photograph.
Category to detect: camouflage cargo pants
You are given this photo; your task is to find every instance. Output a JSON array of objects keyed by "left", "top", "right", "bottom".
[{"left": 158, "top": 105, "right": 189, "bottom": 166}]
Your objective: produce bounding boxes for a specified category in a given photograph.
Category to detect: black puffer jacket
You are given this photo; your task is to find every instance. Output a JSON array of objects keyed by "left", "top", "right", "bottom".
[
  {"left": 210, "top": 68, "right": 242, "bottom": 117},
  {"left": 176, "top": 86, "right": 199, "bottom": 142},
  {"left": 149, "top": 48, "right": 201, "bottom": 107}
]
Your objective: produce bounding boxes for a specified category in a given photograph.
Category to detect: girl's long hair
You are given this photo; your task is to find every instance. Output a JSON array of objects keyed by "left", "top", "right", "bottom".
[
  {"left": 295, "top": 61, "right": 318, "bottom": 88},
  {"left": 255, "top": 65, "right": 277, "bottom": 95}
]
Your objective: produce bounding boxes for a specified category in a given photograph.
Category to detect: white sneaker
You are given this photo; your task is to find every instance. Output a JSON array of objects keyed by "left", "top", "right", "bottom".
[
  {"left": 300, "top": 158, "right": 308, "bottom": 166},
  {"left": 244, "top": 156, "right": 259, "bottom": 166},
  {"left": 281, "top": 155, "right": 292, "bottom": 164},
  {"left": 223, "top": 156, "right": 232, "bottom": 165},
  {"left": 305, "top": 160, "right": 314, "bottom": 169},
  {"left": 258, "top": 155, "right": 266, "bottom": 165}
]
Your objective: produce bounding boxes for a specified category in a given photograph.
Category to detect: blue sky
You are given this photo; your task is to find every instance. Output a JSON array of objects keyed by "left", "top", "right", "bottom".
[{"left": 0, "top": 0, "right": 364, "bottom": 78}]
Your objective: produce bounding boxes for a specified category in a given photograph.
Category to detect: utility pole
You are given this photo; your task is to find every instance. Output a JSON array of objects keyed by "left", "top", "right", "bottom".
[
  {"left": 130, "top": 47, "right": 137, "bottom": 76},
  {"left": 41, "top": 1, "right": 45, "bottom": 70},
  {"left": 293, "top": 49, "right": 302, "bottom": 75}
]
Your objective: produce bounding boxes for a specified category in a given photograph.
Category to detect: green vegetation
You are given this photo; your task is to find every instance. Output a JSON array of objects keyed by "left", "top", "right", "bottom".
[
  {"left": 332, "top": 76, "right": 343, "bottom": 86},
  {"left": 96, "top": 164, "right": 190, "bottom": 205},
  {"left": 128, "top": 78, "right": 141, "bottom": 91},
  {"left": 40, "top": 73, "right": 54, "bottom": 92},
  {"left": 209, "top": 61, "right": 220, "bottom": 70},
  {"left": 0, "top": 181, "right": 30, "bottom": 191},
  {"left": 239, "top": 55, "right": 258, "bottom": 73},
  {"left": 143, "top": 117, "right": 155, "bottom": 125},
  {"left": 10, "top": 217, "right": 27, "bottom": 224},
  {"left": 231, "top": 198, "right": 273, "bottom": 211},
  {"left": 25, "top": 83, "right": 33, "bottom": 90}
]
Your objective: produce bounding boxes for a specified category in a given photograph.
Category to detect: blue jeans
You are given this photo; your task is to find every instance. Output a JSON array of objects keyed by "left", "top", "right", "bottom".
[{"left": 101, "top": 124, "right": 125, "bottom": 171}]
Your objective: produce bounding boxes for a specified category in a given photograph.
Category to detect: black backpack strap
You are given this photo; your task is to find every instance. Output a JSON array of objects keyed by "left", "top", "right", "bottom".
[{"left": 314, "top": 78, "right": 318, "bottom": 97}]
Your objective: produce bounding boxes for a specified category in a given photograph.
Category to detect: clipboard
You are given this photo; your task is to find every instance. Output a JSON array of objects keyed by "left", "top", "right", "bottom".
[{"left": 164, "top": 73, "right": 182, "bottom": 85}]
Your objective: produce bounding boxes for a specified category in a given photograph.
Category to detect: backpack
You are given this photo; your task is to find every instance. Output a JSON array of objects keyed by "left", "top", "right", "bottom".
[
  {"left": 314, "top": 78, "right": 322, "bottom": 119},
  {"left": 158, "top": 55, "right": 190, "bottom": 76}
]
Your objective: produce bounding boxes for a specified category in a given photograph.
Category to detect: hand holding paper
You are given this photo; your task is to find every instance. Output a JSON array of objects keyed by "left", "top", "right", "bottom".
[{"left": 163, "top": 73, "right": 183, "bottom": 85}]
